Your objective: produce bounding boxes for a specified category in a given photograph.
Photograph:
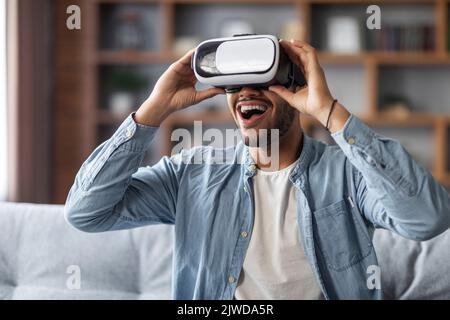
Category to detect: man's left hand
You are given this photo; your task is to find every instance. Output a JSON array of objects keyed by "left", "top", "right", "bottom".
[{"left": 269, "top": 39, "right": 350, "bottom": 133}]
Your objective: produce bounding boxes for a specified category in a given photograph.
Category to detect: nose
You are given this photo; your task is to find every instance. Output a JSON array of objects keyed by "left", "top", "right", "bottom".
[{"left": 238, "top": 87, "right": 262, "bottom": 99}]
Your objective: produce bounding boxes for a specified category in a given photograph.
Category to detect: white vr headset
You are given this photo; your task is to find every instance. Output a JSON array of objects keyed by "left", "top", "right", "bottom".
[{"left": 192, "top": 34, "right": 306, "bottom": 93}]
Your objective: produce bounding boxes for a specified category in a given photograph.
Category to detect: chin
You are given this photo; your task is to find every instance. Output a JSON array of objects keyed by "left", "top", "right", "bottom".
[{"left": 240, "top": 125, "right": 277, "bottom": 148}]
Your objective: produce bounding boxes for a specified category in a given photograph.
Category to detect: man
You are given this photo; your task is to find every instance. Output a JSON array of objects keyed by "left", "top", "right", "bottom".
[{"left": 65, "top": 40, "right": 450, "bottom": 299}]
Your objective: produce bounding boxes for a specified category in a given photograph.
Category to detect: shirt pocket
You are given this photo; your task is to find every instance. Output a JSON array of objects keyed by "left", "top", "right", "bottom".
[{"left": 312, "top": 199, "right": 373, "bottom": 271}]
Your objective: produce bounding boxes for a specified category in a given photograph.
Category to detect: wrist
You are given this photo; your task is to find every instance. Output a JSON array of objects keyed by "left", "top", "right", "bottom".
[
  {"left": 326, "top": 102, "right": 350, "bottom": 134},
  {"left": 311, "top": 96, "right": 350, "bottom": 134},
  {"left": 135, "top": 99, "right": 174, "bottom": 127},
  {"left": 314, "top": 96, "right": 336, "bottom": 127}
]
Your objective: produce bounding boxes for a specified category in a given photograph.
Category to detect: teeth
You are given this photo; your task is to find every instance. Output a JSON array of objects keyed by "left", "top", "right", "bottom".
[{"left": 240, "top": 105, "right": 268, "bottom": 113}]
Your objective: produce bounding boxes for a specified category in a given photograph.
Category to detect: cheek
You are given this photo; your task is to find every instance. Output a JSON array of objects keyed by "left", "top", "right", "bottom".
[
  {"left": 226, "top": 97, "right": 236, "bottom": 114},
  {"left": 263, "top": 91, "right": 283, "bottom": 110},
  {"left": 226, "top": 95, "right": 239, "bottom": 123},
  {"left": 269, "top": 101, "right": 292, "bottom": 126},
  {"left": 226, "top": 94, "right": 235, "bottom": 107}
]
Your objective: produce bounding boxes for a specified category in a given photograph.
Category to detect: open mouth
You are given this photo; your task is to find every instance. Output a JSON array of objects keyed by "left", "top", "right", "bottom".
[{"left": 237, "top": 102, "right": 271, "bottom": 127}]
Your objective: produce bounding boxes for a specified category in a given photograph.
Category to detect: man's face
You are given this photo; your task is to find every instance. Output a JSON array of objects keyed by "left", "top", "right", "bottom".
[{"left": 226, "top": 87, "right": 296, "bottom": 146}]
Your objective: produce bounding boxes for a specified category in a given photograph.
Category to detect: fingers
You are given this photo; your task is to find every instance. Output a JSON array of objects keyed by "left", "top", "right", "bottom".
[
  {"left": 280, "top": 40, "right": 302, "bottom": 66},
  {"left": 268, "top": 85, "right": 295, "bottom": 105},
  {"left": 171, "top": 49, "right": 195, "bottom": 75},
  {"left": 280, "top": 42, "right": 307, "bottom": 77},
  {"left": 280, "top": 39, "right": 319, "bottom": 70},
  {"left": 288, "top": 39, "right": 316, "bottom": 53},
  {"left": 179, "top": 48, "right": 195, "bottom": 66},
  {"left": 194, "top": 87, "right": 225, "bottom": 104},
  {"left": 280, "top": 40, "right": 311, "bottom": 78},
  {"left": 292, "top": 39, "right": 320, "bottom": 68},
  {"left": 280, "top": 39, "right": 328, "bottom": 91}
]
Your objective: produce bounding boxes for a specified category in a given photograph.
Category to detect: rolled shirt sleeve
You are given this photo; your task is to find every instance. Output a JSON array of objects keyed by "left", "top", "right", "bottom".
[{"left": 332, "top": 115, "right": 450, "bottom": 240}]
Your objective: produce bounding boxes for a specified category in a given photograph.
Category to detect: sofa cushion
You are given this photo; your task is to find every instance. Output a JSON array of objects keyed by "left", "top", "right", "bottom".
[
  {"left": 373, "top": 228, "right": 450, "bottom": 299},
  {"left": 0, "top": 202, "right": 173, "bottom": 299}
]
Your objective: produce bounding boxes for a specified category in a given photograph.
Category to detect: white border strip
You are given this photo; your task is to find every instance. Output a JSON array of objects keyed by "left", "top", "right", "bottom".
[{"left": 0, "top": 0, "right": 7, "bottom": 201}]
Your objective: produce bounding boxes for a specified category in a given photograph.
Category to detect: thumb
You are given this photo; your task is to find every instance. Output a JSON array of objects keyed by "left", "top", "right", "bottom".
[
  {"left": 194, "top": 87, "right": 225, "bottom": 104},
  {"left": 268, "top": 85, "right": 295, "bottom": 105}
]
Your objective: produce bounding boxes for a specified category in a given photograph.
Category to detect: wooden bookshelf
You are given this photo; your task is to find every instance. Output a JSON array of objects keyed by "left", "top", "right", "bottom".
[{"left": 52, "top": 0, "right": 450, "bottom": 203}]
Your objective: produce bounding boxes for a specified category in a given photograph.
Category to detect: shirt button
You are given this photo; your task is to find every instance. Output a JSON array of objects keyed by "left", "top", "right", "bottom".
[
  {"left": 243, "top": 186, "right": 247, "bottom": 192},
  {"left": 126, "top": 128, "right": 134, "bottom": 139},
  {"left": 228, "top": 276, "right": 236, "bottom": 284},
  {"left": 347, "top": 137, "right": 356, "bottom": 145},
  {"left": 241, "top": 231, "right": 248, "bottom": 238},
  {"left": 249, "top": 164, "right": 256, "bottom": 172}
]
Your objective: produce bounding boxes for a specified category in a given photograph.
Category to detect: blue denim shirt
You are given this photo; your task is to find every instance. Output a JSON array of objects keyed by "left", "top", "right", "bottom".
[{"left": 65, "top": 114, "right": 450, "bottom": 299}]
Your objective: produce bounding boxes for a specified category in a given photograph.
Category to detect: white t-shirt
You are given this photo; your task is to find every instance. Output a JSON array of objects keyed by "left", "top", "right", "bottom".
[{"left": 234, "top": 160, "right": 323, "bottom": 300}]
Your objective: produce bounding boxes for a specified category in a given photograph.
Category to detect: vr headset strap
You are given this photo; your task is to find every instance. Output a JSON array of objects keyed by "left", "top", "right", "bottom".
[{"left": 288, "top": 62, "right": 307, "bottom": 89}]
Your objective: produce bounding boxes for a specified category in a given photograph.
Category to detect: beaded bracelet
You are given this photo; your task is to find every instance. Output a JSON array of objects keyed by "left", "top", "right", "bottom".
[{"left": 325, "top": 99, "right": 338, "bottom": 132}]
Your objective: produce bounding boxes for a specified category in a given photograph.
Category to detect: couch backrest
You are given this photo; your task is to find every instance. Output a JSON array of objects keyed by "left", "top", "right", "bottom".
[{"left": 1, "top": 202, "right": 449, "bottom": 299}]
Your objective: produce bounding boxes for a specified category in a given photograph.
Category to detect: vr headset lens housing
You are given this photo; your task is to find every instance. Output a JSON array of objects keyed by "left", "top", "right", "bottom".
[{"left": 193, "top": 35, "right": 306, "bottom": 93}]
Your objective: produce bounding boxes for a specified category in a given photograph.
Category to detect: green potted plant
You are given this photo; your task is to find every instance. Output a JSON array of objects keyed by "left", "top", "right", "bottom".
[{"left": 105, "top": 67, "right": 148, "bottom": 114}]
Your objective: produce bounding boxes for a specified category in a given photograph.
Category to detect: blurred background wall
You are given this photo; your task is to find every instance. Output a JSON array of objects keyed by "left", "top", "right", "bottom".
[
  {"left": 1, "top": 0, "right": 450, "bottom": 204},
  {"left": 2, "top": 0, "right": 53, "bottom": 203}
]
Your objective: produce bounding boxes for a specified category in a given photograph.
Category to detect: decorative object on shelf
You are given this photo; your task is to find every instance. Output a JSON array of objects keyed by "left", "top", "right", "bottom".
[
  {"left": 280, "top": 20, "right": 306, "bottom": 42},
  {"left": 114, "top": 11, "right": 145, "bottom": 51},
  {"left": 109, "top": 92, "right": 136, "bottom": 115},
  {"left": 326, "top": 16, "right": 362, "bottom": 53},
  {"left": 105, "top": 68, "right": 148, "bottom": 114},
  {"left": 219, "top": 19, "right": 254, "bottom": 38},
  {"left": 380, "top": 95, "right": 412, "bottom": 119},
  {"left": 173, "top": 36, "right": 202, "bottom": 57}
]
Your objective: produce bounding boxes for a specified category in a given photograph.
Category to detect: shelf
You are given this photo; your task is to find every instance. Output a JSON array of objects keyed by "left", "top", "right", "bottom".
[
  {"left": 318, "top": 52, "right": 367, "bottom": 64},
  {"left": 374, "top": 52, "right": 450, "bottom": 65},
  {"left": 96, "top": 51, "right": 175, "bottom": 64},
  {"left": 319, "top": 52, "right": 450, "bottom": 65},
  {"left": 302, "top": 112, "right": 442, "bottom": 127},
  {"left": 97, "top": 110, "right": 130, "bottom": 124},
  {"left": 362, "top": 113, "right": 438, "bottom": 126}
]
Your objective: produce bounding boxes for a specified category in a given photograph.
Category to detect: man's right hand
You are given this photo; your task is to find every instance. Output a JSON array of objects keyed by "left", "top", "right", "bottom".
[{"left": 135, "top": 49, "right": 225, "bottom": 126}]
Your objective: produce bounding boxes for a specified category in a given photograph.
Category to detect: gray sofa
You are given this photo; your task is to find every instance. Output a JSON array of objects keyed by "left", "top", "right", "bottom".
[{"left": 0, "top": 202, "right": 449, "bottom": 299}]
